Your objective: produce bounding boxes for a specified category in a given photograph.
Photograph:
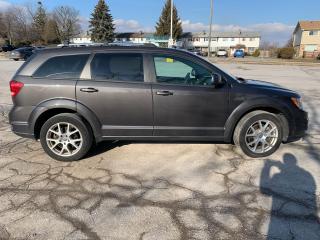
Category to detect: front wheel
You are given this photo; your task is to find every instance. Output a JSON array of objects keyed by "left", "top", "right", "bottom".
[
  {"left": 40, "top": 113, "right": 93, "bottom": 161},
  {"left": 233, "top": 111, "right": 283, "bottom": 158}
]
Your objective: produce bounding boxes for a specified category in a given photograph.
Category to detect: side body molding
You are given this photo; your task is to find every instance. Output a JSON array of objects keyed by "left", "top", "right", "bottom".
[{"left": 224, "top": 97, "right": 293, "bottom": 142}]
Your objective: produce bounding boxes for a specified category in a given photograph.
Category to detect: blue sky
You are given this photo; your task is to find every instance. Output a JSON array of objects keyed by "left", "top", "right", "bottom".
[{"left": 1, "top": 0, "right": 320, "bottom": 44}]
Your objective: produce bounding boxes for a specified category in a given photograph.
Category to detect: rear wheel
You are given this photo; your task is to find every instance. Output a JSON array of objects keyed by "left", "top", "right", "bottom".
[
  {"left": 40, "top": 113, "right": 93, "bottom": 161},
  {"left": 233, "top": 111, "right": 283, "bottom": 158}
]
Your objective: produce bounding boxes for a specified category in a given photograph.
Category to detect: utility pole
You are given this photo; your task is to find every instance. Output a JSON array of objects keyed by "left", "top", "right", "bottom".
[
  {"left": 208, "top": 0, "right": 213, "bottom": 57},
  {"left": 169, "top": 0, "right": 174, "bottom": 47}
]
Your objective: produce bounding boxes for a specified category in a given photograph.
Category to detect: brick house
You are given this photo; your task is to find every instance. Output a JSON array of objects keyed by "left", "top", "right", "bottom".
[{"left": 293, "top": 21, "right": 320, "bottom": 58}]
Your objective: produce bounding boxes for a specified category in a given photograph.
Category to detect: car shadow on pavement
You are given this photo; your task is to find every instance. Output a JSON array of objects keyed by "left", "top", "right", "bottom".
[
  {"left": 87, "top": 140, "right": 130, "bottom": 158},
  {"left": 86, "top": 140, "right": 227, "bottom": 159},
  {"left": 260, "top": 153, "right": 320, "bottom": 239}
]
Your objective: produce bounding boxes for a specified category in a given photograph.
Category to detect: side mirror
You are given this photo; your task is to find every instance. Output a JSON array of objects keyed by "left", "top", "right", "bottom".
[
  {"left": 191, "top": 69, "right": 196, "bottom": 77},
  {"left": 211, "top": 73, "right": 223, "bottom": 86}
]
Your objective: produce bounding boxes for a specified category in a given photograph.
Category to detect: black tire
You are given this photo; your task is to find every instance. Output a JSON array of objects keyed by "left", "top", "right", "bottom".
[
  {"left": 40, "top": 113, "right": 93, "bottom": 161},
  {"left": 233, "top": 110, "right": 283, "bottom": 158}
]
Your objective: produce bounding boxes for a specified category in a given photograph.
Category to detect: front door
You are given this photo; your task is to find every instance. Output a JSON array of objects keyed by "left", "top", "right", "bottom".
[
  {"left": 151, "top": 55, "right": 229, "bottom": 138},
  {"left": 76, "top": 52, "right": 153, "bottom": 137}
]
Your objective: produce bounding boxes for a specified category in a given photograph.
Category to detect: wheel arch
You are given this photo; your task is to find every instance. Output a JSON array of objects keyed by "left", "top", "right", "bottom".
[
  {"left": 224, "top": 99, "right": 292, "bottom": 143},
  {"left": 30, "top": 99, "right": 102, "bottom": 141}
]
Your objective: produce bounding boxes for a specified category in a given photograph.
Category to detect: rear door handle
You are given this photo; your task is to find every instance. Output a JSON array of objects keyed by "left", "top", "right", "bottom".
[
  {"left": 80, "top": 87, "right": 99, "bottom": 93},
  {"left": 156, "top": 91, "right": 173, "bottom": 96}
]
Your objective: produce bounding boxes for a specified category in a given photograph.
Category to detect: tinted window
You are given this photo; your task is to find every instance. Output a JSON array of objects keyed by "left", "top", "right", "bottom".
[
  {"left": 33, "top": 54, "right": 89, "bottom": 79},
  {"left": 91, "top": 53, "right": 144, "bottom": 82},
  {"left": 153, "top": 55, "right": 212, "bottom": 86}
]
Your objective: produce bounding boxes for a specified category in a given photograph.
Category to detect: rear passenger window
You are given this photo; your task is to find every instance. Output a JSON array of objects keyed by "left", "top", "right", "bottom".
[
  {"left": 91, "top": 53, "right": 144, "bottom": 82},
  {"left": 33, "top": 55, "right": 89, "bottom": 79}
]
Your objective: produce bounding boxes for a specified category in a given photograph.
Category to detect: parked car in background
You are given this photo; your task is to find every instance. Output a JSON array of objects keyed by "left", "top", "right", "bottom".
[
  {"left": 188, "top": 49, "right": 201, "bottom": 55},
  {"left": 217, "top": 49, "right": 228, "bottom": 57},
  {"left": 9, "top": 47, "right": 308, "bottom": 161},
  {"left": 1, "top": 45, "right": 16, "bottom": 52},
  {"left": 234, "top": 49, "right": 245, "bottom": 58},
  {"left": 188, "top": 49, "right": 208, "bottom": 57},
  {"left": 9, "top": 47, "right": 35, "bottom": 61}
]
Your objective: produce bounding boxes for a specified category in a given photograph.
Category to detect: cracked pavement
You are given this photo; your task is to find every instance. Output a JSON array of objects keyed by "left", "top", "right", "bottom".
[{"left": 0, "top": 61, "right": 320, "bottom": 239}]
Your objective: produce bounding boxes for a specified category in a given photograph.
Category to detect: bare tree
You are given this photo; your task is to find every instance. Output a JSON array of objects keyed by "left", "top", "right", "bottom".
[
  {"left": 285, "top": 37, "right": 294, "bottom": 48},
  {"left": 53, "top": 6, "right": 81, "bottom": 43},
  {"left": 43, "top": 18, "right": 60, "bottom": 44},
  {"left": 1, "top": 6, "right": 34, "bottom": 45}
]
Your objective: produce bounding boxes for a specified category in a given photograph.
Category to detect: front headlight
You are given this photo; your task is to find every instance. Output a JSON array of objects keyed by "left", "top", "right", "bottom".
[{"left": 291, "top": 97, "right": 303, "bottom": 110}]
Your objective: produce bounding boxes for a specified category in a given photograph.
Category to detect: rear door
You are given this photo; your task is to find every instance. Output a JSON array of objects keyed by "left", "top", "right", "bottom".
[{"left": 76, "top": 52, "right": 153, "bottom": 137}]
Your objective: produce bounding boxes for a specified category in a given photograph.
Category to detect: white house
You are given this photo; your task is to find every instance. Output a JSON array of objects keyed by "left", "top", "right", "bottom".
[
  {"left": 293, "top": 20, "right": 320, "bottom": 58},
  {"left": 70, "top": 35, "right": 92, "bottom": 45},
  {"left": 115, "top": 32, "right": 169, "bottom": 47},
  {"left": 178, "top": 31, "right": 261, "bottom": 54}
]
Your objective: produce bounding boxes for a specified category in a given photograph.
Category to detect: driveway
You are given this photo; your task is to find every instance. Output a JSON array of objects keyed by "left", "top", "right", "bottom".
[{"left": 0, "top": 60, "right": 320, "bottom": 239}]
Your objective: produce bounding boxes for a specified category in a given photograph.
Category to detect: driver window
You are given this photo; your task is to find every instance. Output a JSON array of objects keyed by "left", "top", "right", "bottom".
[{"left": 153, "top": 55, "right": 212, "bottom": 86}]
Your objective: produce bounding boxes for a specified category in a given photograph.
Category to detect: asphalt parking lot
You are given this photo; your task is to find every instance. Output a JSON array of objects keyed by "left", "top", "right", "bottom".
[{"left": 0, "top": 59, "right": 320, "bottom": 240}]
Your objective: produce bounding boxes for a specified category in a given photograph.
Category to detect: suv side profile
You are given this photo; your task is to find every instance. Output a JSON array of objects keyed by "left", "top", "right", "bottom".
[{"left": 9, "top": 47, "right": 308, "bottom": 161}]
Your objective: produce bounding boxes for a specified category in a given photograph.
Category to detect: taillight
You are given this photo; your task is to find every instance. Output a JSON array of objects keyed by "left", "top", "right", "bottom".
[{"left": 10, "top": 80, "right": 24, "bottom": 97}]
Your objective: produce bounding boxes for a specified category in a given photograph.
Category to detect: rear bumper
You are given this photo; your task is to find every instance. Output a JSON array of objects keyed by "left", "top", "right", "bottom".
[
  {"left": 9, "top": 56, "right": 22, "bottom": 60},
  {"left": 10, "top": 122, "right": 35, "bottom": 139},
  {"left": 9, "top": 106, "right": 35, "bottom": 139}
]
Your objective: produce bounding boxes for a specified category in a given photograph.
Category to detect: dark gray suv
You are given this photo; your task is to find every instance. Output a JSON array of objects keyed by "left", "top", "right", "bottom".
[{"left": 9, "top": 47, "right": 308, "bottom": 161}]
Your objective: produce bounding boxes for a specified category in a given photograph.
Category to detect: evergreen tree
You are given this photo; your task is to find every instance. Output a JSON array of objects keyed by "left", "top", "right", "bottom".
[
  {"left": 155, "top": 0, "right": 182, "bottom": 40},
  {"left": 89, "top": 0, "right": 115, "bottom": 43},
  {"left": 33, "top": 1, "right": 47, "bottom": 43}
]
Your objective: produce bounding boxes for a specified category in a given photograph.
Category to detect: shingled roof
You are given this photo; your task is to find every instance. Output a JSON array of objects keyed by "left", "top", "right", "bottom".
[
  {"left": 295, "top": 21, "right": 320, "bottom": 32},
  {"left": 180, "top": 31, "right": 260, "bottom": 38}
]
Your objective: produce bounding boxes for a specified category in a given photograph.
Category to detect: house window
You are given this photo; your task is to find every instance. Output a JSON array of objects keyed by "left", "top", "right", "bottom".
[
  {"left": 213, "top": 38, "right": 217, "bottom": 41},
  {"left": 309, "top": 31, "right": 319, "bottom": 36},
  {"left": 204, "top": 38, "right": 209, "bottom": 41},
  {"left": 193, "top": 38, "right": 200, "bottom": 42},
  {"left": 250, "top": 38, "right": 255, "bottom": 41},
  {"left": 242, "top": 38, "right": 246, "bottom": 41},
  {"left": 223, "top": 38, "right": 227, "bottom": 41},
  {"left": 188, "top": 38, "right": 192, "bottom": 42},
  {"left": 305, "top": 45, "right": 318, "bottom": 52},
  {"left": 231, "top": 38, "right": 235, "bottom": 41}
]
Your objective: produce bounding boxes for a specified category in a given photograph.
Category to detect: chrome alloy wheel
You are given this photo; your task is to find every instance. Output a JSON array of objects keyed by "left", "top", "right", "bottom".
[
  {"left": 46, "top": 122, "right": 83, "bottom": 157},
  {"left": 245, "top": 120, "right": 279, "bottom": 154}
]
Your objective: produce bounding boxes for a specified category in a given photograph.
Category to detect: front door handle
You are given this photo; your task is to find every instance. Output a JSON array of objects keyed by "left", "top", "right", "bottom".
[
  {"left": 80, "top": 87, "right": 99, "bottom": 93},
  {"left": 156, "top": 91, "right": 173, "bottom": 96}
]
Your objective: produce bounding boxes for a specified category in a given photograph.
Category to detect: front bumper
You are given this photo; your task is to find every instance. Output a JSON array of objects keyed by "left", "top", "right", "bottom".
[{"left": 286, "top": 109, "right": 308, "bottom": 143}]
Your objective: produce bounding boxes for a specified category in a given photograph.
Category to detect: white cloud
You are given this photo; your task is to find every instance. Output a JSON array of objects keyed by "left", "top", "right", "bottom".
[
  {"left": 181, "top": 20, "right": 242, "bottom": 32},
  {"left": 78, "top": 16, "right": 90, "bottom": 31},
  {"left": 249, "top": 22, "right": 295, "bottom": 44},
  {"left": 0, "top": 0, "right": 11, "bottom": 11},
  {"left": 113, "top": 19, "right": 153, "bottom": 32}
]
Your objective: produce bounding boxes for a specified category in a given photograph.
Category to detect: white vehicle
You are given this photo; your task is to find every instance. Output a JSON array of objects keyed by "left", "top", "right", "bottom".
[{"left": 217, "top": 49, "right": 228, "bottom": 57}]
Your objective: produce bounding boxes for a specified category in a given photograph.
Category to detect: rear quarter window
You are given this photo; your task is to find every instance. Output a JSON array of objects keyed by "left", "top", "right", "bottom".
[{"left": 33, "top": 54, "right": 89, "bottom": 79}]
